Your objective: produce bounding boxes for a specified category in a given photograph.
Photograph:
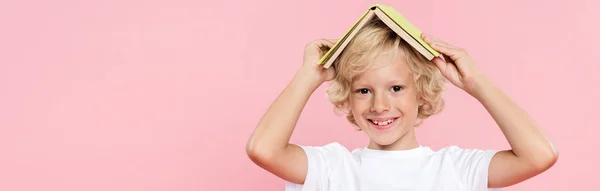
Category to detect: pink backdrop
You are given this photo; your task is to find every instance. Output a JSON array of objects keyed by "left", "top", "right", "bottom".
[{"left": 1, "top": 0, "right": 598, "bottom": 190}]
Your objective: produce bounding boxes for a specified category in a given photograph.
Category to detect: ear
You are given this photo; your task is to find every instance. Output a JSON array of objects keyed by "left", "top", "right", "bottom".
[
  {"left": 418, "top": 96, "right": 425, "bottom": 107},
  {"left": 344, "top": 99, "right": 352, "bottom": 112}
]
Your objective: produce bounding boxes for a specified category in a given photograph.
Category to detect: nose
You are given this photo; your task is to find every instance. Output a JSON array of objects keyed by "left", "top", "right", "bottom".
[{"left": 370, "top": 93, "right": 390, "bottom": 113}]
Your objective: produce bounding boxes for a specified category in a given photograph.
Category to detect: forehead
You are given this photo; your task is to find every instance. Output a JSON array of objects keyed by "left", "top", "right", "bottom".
[{"left": 352, "top": 52, "right": 413, "bottom": 84}]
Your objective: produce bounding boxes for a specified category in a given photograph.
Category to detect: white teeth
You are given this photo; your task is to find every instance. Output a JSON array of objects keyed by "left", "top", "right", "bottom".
[{"left": 372, "top": 119, "right": 394, "bottom": 126}]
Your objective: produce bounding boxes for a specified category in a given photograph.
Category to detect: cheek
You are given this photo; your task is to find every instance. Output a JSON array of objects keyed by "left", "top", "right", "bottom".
[
  {"left": 349, "top": 98, "right": 369, "bottom": 119},
  {"left": 349, "top": 104, "right": 365, "bottom": 118},
  {"left": 349, "top": 97, "right": 369, "bottom": 110},
  {"left": 395, "top": 95, "right": 420, "bottom": 114}
]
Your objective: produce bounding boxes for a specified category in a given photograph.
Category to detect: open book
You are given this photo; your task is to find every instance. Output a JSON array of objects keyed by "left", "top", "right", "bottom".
[{"left": 319, "top": 4, "right": 440, "bottom": 68}]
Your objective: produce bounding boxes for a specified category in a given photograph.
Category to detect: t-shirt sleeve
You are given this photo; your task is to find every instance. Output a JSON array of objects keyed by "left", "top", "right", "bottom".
[
  {"left": 443, "top": 146, "right": 500, "bottom": 191},
  {"left": 284, "top": 142, "right": 347, "bottom": 191}
]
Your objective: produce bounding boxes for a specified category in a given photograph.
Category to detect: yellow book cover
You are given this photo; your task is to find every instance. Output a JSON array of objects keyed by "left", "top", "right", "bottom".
[
  {"left": 373, "top": 4, "right": 439, "bottom": 57},
  {"left": 317, "top": 10, "right": 371, "bottom": 66},
  {"left": 318, "top": 4, "right": 439, "bottom": 67}
]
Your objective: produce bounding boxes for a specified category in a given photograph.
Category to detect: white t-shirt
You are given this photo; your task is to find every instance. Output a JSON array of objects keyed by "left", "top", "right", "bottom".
[{"left": 285, "top": 142, "right": 501, "bottom": 191}]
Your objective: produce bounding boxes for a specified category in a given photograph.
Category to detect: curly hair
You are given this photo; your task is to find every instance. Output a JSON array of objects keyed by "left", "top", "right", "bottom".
[{"left": 325, "top": 17, "right": 446, "bottom": 127}]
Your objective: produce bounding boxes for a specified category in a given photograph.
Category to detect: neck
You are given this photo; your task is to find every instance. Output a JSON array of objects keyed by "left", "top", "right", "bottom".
[{"left": 367, "top": 130, "right": 420, "bottom": 151}]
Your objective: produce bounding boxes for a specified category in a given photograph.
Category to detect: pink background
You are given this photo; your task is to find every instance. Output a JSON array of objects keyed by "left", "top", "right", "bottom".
[{"left": 1, "top": 0, "right": 598, "bottom": 190}]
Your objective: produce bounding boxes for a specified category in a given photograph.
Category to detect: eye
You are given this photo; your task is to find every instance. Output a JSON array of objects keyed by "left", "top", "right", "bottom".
[
  {"left": 391, "top": 86, "right": 404, "bottom": 92},
  {"left": 355, "top": 88, "right": 370, "bottom": 94}
]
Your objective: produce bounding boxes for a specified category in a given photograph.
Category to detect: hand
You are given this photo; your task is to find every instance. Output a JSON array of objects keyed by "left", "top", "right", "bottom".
[
  {"left": 299, "top": 39, "right": 337, "bottom": 85},
  {"left": 421, "top": 33, "right": 487, "bottom": 96}
]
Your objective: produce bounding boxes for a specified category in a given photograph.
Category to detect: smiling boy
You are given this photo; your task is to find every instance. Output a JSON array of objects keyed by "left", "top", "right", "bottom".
[{"left": 246, "top": 17, "right": 558, "bottom": 190}]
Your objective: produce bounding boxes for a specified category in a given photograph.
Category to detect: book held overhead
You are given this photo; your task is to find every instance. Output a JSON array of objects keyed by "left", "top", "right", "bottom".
[{"left": 319, "top": 4, "right": 440, "bottom": 68}]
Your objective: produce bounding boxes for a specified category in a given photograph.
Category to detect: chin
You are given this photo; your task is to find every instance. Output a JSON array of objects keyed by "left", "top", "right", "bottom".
[
  {"left": 371, "top": 132, "right": 403, "bottom": 146},
  {"left": 362, "top": 117, "right": 407, "bottom": 146}
]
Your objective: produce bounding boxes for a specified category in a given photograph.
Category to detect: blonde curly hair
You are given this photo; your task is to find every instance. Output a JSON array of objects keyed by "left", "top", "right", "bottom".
[{"left": 326, "top": 17, "right": 446, "bottom": 127}]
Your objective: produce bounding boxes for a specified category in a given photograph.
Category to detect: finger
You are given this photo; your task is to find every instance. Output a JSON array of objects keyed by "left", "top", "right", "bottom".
[
  {"left": 325, "top": 65, "right": 336, "bottom": 81},
  {"left": 422, "top": 33, "right": 457, "bottom": 49},
  {"left": 318, "top": 41, "right": 335, "bottom": 52},
  {"left": 442, "top": 54, "right": 455, "bottom": 65},
  {"left": 430, "top": 43, "right": 456, "bottom": 58},
  {"left": 431, "top": 57, "right": 447, "bottom": 75},
  {"left": 324, "top": 40, "right": 335, "bottom": 47},
  {"left": 422, "top": 35, "right": 467, "bottom": 62},
  {"left": 431, "top": 43, "right": 468, "bottom": 63},
  {"left": 327, "top": 39, "right": 339, "bottom": 43},
  {"left": 431, "top": 37, "right": 457, "bottom": 49},
  {"left": 317, "top": 39, "right": 335, "bottom": 48},
  {"left": 422, "top": 34, "right": 465, "bottom": 61}
]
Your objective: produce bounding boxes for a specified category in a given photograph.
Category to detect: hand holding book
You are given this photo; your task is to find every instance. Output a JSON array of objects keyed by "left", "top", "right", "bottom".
[
  {"left": 296, "top": 39, "right": 338, "bottom": 87},
  {"left": 421, "top": 33, "right": 487, "bottom": 98}
]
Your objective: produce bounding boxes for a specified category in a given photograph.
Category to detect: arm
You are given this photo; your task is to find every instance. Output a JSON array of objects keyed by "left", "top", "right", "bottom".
[
  {"left": 421, "top": 33, "right": 558, "bottom": 188},
  {"left": 246, "top": 71, "right": 319, "bottom": 184},
  {"left": 245, "top": 39, "right": 336, "bottom": 184},
  {"left": 470, "top": 75, "right": 558, "bottom": 188}
]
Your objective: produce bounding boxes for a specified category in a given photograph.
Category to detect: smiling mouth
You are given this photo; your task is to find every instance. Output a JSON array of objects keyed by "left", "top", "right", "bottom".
[{"left": 368, "top": 118, "right": 398, "bottom": 130}]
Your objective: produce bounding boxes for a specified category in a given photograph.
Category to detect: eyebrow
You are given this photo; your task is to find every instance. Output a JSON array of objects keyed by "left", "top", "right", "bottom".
[
  {"left": 386, "top": 80, "right": 405, "bottom": 85},
  {"left": 352, "top": 80, "right": 406, "bottom": 88}
]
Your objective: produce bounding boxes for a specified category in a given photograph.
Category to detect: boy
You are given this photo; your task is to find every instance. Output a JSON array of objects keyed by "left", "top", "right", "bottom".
[{"left": 246, "top": 18, "right": 558, "bottom": 190}]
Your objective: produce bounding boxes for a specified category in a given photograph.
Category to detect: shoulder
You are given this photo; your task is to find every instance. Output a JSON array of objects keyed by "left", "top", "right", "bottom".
[
  {"left": 285, "top": 142, "right": 356, "bottom": 191},
  {"left": 432, "top": 145, "right": 501, "bottom": 191},
  {"left": 434, "top": 145, "right": 499, "bottom": 163},
  {"left": 298, "top": 142, "right": 349, "bottom": 154},
  {"left": 297, "top": 142, "right": 354, "bottom": 165}
]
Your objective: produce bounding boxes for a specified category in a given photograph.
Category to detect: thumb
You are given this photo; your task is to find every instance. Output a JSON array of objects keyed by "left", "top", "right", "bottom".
[
  {"left": 324, "top": 66, "right": 336, "bottom": 81},
  {"left": 432, "top": 56, "right": 447, "bottom": 76}
]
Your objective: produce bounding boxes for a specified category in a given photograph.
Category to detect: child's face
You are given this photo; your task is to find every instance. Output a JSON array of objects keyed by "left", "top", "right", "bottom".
[{"left": 348, "top": 51, "right": 423, "bottom": 147}]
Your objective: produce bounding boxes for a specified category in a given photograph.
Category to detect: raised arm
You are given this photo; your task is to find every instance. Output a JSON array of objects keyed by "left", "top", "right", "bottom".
[
  {"left": 470, "top": 74, "right": 558, "bottom": 187},
  {"left": 245, "top": 39, "right": 336, "bottom": 184},
  {"left": 421, "top": 33, "right": 558, "bottom": 188}
]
